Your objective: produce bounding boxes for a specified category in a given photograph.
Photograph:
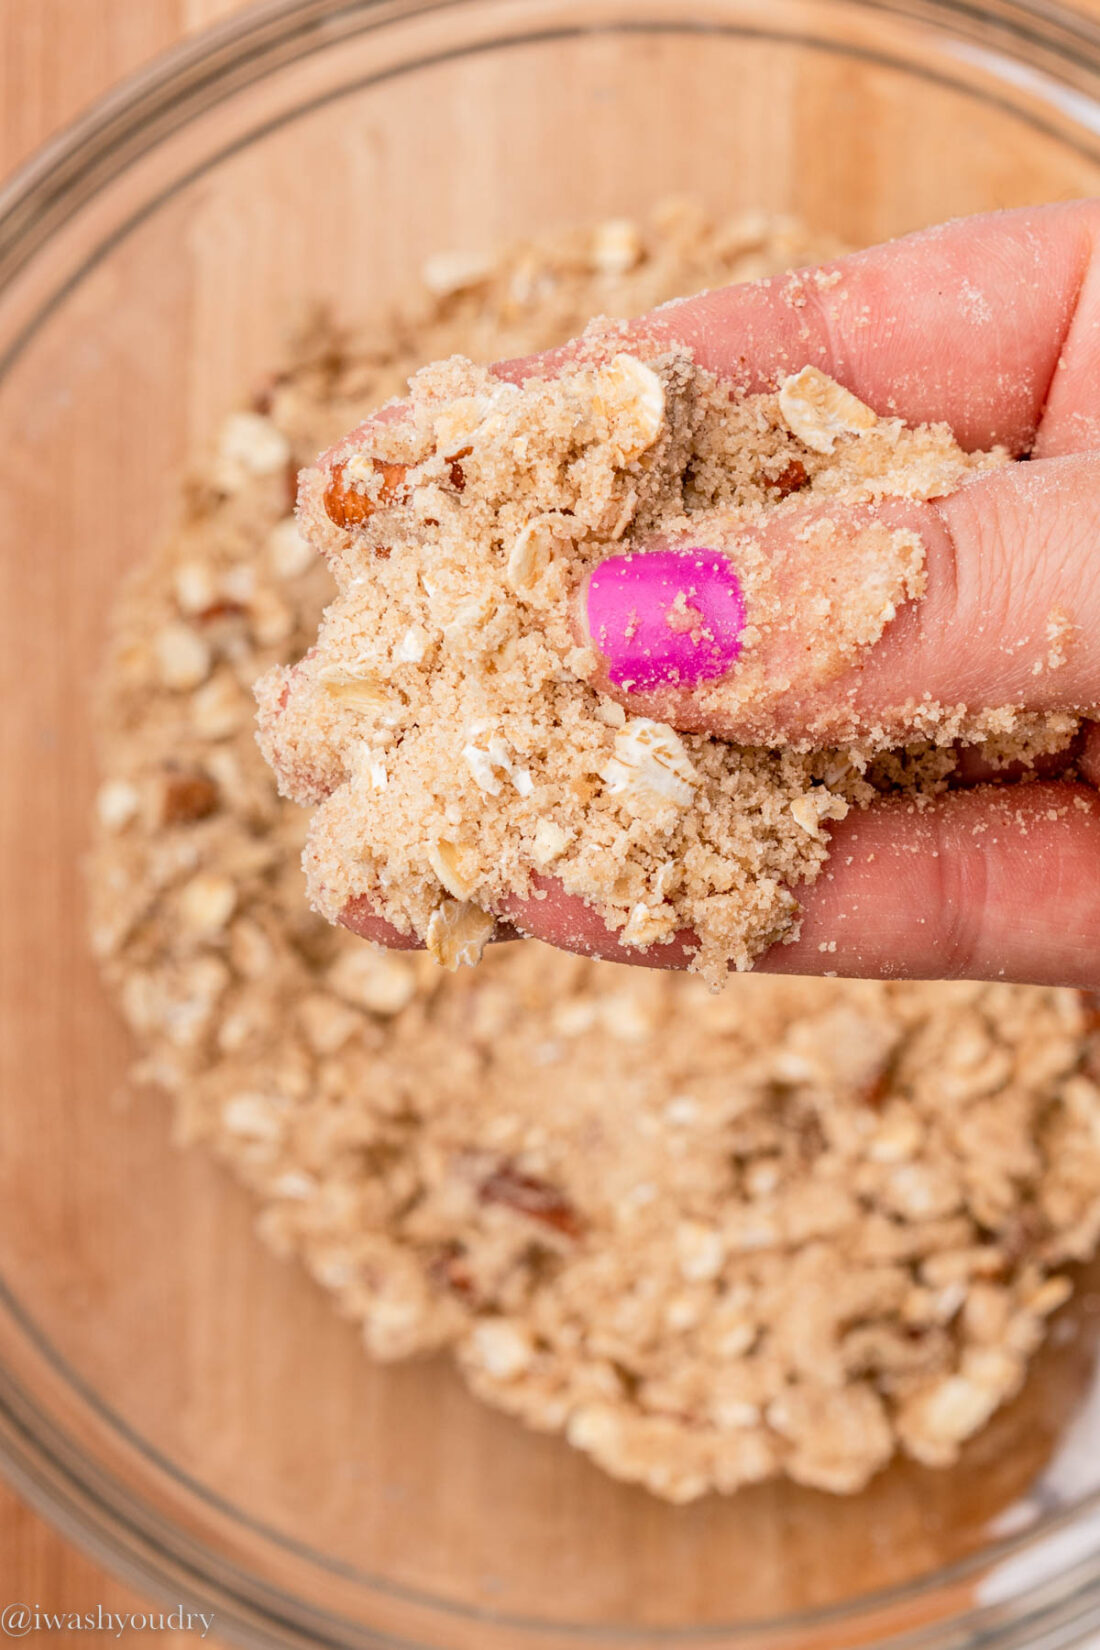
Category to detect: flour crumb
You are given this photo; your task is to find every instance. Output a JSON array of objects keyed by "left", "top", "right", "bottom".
[{"left": 88, "top": 205, "right": 1100, "bottom": 1504}]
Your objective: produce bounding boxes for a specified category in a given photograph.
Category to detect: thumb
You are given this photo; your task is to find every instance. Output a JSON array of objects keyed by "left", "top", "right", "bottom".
[{"left": 579, "top": 454, "right": 1100, "bottom": 747}]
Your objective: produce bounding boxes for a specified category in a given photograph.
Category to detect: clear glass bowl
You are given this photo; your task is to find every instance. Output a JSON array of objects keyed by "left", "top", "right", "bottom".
[{"left": 3, "top": 1, "right": 1100, "bottom": 1645}]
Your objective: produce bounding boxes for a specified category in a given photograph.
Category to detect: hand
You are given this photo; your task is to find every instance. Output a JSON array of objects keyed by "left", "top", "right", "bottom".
[{"left": 345, "top": 200, "right": 1100, "bottom": 988}]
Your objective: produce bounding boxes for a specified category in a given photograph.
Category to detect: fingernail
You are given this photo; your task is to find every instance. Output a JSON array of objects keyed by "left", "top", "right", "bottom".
[{"left": 585, "top": 547, "right": 745, "bottom": 691}]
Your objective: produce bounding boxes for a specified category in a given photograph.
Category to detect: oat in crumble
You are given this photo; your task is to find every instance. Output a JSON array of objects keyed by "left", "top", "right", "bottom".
[
  {"left": 88, "top": 206, "right": 1100, "bottom": 1501},
  {"left": 255, "top": 340, "right": 1018, "bottom": 981}
]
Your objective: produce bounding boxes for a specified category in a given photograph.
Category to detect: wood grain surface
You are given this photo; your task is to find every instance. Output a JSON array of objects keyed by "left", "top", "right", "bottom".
[
  {"left": 3, "top": 1, "right": 1100, "bottom": 1643},
  {"left": 0, "top": 5, "right": 246, "bottom": 1634}
]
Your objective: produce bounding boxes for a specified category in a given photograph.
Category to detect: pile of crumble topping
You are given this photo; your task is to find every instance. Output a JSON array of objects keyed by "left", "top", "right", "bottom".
[
  {"left": 256, "top": 334, "right": 1018, "bottom": 981},
  {"left": 88, "top": 205, "right": 1100, "bottom": 1501}
]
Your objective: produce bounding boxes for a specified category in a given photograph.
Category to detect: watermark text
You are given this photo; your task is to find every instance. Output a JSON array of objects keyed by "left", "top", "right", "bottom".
[{"left": 1, "top": 1605, "right": 214, "bottom": 1639}]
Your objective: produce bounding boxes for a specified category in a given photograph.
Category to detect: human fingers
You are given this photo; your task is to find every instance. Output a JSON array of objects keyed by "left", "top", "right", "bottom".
[
  {"left": 498, "top": 782, "right": 1100, "bottom": 988},
  {"left": 309, "top": 200, "right": 1100, "bottom": 569},
  {"left": 340, "top": 896, "right": 520, "bottom": 950},
  {"left": 502, "top": 200, "right": 1100, "bottom": 457},
  {"left": 578, "top": 453, "right": 1100, "bottom": 746},
  {"left": 341, "top": 897, "right": 423, "bottom": 949}
]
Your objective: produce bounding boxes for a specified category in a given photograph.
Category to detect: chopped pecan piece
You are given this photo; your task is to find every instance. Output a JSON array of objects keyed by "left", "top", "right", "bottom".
[
  {"left": 160, "top": 769, "right": 219, "bottom": 825},
  {"left": 324, "top": 458, "right": 408, "bottom": 529},
  {"left": 861, "top": 1065, "right": 893, "bottom": 1112},
  {"left": 446, "top": 446, "right": 472, "bottom": 492},
  {"left": 429, "top": 1242, "right": 477, "bottom": 1300},
  {"left": 197, "top": 600, "right": 247, "bottom": 624},
  {"left": 764, "top": 458, "right": 809, "bottom": 498},
  {"left": 479, "top": 1161, "right": 583, "bottom": 1239},
  {"left": 1078, "top": 989, "right": 1100, "bottom": 1034}
]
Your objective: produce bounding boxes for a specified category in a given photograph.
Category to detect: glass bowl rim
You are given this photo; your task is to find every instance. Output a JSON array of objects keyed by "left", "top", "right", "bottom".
[{"left": 3, "top": 0, "right": 1100, "bottom": 1644}]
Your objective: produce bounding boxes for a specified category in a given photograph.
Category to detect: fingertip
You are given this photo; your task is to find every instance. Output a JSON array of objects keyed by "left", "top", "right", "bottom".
[
  {"left": 340, "top": 896, "right": 424, "bottom": 949},
  {"left": 339, "top": 897, "right": 522, "bottom": 952},
  {"left": 498, "top": 878, "right": 698, "bottom": 969},
  {"left": 758, "top": 782, "right": 1100, "bottom": 987}
]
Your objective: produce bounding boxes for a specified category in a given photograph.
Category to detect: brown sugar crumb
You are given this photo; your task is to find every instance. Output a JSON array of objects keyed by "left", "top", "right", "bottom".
[
  {"left": 88, "top": 205, "right": 1100, "bottom": 1502},
  {"left": 257, "top": 346, "right": 1011, "bottom": 983}
]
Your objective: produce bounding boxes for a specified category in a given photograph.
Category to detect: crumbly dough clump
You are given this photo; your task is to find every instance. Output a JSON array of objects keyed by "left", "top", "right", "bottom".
[
  {"left": 255, "top": 334, "right": 1022, "bottom": 980},
  {"left": 89, "top": 206, "right": 1100, "bottom": 1501}
]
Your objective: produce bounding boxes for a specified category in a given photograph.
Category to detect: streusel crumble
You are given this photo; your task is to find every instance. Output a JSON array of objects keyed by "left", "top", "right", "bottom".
[
  {"left": 89, "top": 206, "right": 1100, "bottom": 1500},
  {"left": 256, "top": 340, "right": 1015, "bottom": 980}
]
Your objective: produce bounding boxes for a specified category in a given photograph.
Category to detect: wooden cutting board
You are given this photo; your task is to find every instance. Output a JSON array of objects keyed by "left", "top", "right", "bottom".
[
  {"left": 0, "top": 5, "right": 244, "bottom": 1634},
  {"left": 3, "top": 0, "right": 1100, "bottom": 1640}
]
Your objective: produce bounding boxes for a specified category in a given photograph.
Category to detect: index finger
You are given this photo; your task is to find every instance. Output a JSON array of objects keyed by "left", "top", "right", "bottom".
[{"left": 501, "top": 200, "right": 1100, "bottom": 457}]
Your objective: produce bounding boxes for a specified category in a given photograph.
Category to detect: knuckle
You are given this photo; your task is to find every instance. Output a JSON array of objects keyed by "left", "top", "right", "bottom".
[{"left": 937, "top": 454, "right": 1100, "bottom": 657}]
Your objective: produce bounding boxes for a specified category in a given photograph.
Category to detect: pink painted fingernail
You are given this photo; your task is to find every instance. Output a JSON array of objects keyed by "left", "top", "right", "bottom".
[{"left": 585, "top": 547, "right": 745, "bottom": 691}]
